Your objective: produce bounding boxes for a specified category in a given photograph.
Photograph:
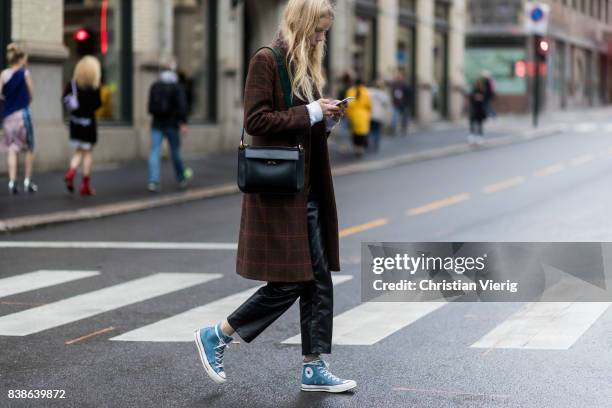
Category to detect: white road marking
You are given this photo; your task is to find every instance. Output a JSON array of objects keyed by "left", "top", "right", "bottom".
[
  {"left": 470, "top": 302, "right": 611, "bottom": 350},
  {"left": 0, "top": 242, "right": 237, "bottom": 250},
  {"left": 283, "top": 301, "right": 446, "bottom": 346},
  {"left": 0, "top": 270, "right": 99, "bottom": 299},
  {"left": 0, "top": 273, "right": 222, "bottom": 336},
  {"left": 111, "top": 275, "right": 353, "bottom": 342},
  {"left": 573, "top": 123, "right": 598, "bottom": 133}
]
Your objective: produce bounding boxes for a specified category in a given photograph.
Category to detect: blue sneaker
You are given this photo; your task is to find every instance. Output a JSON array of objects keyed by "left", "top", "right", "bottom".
[
  {"left": 301, "top": 359, "right": 357, "bottom": 393},
  {"left": 194, "top": 324, "right": 233, "bottom": 384}
]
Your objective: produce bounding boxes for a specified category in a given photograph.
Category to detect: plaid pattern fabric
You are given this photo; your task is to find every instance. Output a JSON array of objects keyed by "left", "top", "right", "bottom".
[{"left": 236, "top": 38, "right": 340, "bottom": 282}]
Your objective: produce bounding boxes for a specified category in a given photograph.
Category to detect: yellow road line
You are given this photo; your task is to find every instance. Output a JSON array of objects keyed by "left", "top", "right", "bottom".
[
  {"left": 569, "top": 154, "right": 594, "bottom": 167},
  {"left": 339, "top": 218, "right": 389, "bottom": 238},
  {"left": 534, "top": 163, "right": 565, "bottom": 177},
  {"left": 406, "top": 193, "right": 471, "bottom": 216},
  {"left": 483, "top": 177, "right": 526, "bottom": 193}
]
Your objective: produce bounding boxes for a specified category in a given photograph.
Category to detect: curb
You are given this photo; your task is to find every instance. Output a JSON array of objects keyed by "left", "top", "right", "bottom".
[{"left": 0, "top": 124, "right": 562, "bottom": 233}]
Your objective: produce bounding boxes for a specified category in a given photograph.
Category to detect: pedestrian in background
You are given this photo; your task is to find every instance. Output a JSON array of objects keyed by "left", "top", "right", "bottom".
[
  {"left": 468, "top": 78, "right": 487, "bottom": 145},
  {"left": 389, "top": 71, "right": 411, "bottom": 137},
  {"left": 147, "top": 59, "right": 192, "bottom": 193},
  {"left": 335, "top": 71, "right": 353, "bottom": 141},
  {"left": 345, "top": 78, "right": 371, "bottom": 156},
  {"left": 368, "top": 78, "right": 391, "bottom": 152},
  {"left": 193, "top": 0, "right": 356, "bottom": 394},
  {"left": 0, "top": 43, "right": 37, "bottom": 195},
  {"left": 481, "top": 70, "right": 497, "bottom": 119},
  {"left": 62, "top": 56, "right": 102, "bottom": 196}
]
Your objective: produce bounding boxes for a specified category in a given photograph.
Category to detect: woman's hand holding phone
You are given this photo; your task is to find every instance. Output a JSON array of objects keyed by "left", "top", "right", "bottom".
[{"left": 317, "top": 98, "right": 341, "bottom": 119}]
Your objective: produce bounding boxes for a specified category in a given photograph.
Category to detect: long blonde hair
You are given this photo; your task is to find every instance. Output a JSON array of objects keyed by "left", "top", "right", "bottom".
[
  {"left": 280, "top": 0, "right": 334, "bottom": 103},
  {"left": 73, "top": 56, "right": 101, "bottom": 89}
]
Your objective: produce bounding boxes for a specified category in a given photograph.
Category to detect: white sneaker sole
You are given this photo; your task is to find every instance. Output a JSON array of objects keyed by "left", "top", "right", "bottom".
[
  {"left": 301, "top": 380, "right": 357, "bottom": 393},
  {"left": 193, "top": 329, "right": 226, "bottom": 384}
]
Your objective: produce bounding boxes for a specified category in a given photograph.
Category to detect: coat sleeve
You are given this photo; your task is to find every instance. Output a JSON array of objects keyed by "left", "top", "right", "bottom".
[{"left": 244, "top": 50, "right": 310, "bottom": 136}]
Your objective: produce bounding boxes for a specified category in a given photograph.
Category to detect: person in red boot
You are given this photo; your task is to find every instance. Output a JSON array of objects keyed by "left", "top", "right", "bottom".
[{"left": 62, "top": 56, "right": 102, "bottom": 196}]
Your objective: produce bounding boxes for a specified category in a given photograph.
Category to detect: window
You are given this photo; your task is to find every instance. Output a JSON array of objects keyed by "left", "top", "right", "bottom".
[
  {"left": 354, "top": 15, "right": 377, "bottom": 82},
  {"left": 399, "top": 0, "right": 416, "bottom": 11},
  {"left": 64, "top": 0, "right": 133, "bottom": 122},
  {"left": 173, "top": 0, "right": 217, "bottom": 123}
]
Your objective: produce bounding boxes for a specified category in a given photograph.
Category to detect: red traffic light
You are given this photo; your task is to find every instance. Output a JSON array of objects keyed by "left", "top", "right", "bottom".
[
  {"left": 538, "top": 39, "right": 549, "bottom": 53},
  {"left": 515, "top": 60, "right": 527, "bottom": 78},
  {"left": 75, "top": 29, "right": 89, "bottom": 42}
]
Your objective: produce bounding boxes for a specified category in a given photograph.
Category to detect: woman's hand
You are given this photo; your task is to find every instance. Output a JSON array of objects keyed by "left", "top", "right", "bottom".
[
  {"left": 330, "top": 100, "right": 347, "bottom": 121},
  {"left": 317, "top": 98, "right": 341, "bottom": 120}
]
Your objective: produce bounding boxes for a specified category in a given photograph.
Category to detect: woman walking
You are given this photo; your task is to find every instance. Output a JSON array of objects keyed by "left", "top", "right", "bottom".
[
  {"left": 193, "top": 0, "right": 356, "bottom": 393},
  {"left": 62, "top": 56, "right": 102, "bottom": 196},
  {"left": 0, "top": 43, "right": 37, "bottom": 194},
  {"left": 345, "top": 78, "right": 371, "bottom": 156}
]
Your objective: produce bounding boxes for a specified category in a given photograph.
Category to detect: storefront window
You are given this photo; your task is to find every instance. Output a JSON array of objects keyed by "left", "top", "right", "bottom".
[
  {"left": 0, "top": 1, "right": 10, "bottom": 71},
  {"left": 464, "top": 47, "right": 527, "bottom": 95},
  {"left": 399, "top": 0, "right": 415, "bottom": 11},
  {"left": 64, "top": 0, "right": 132, "bottom": 122},
  {"left": 174, "top": 0, "right": 216, "bottom": 122},
  {"left": 354, "top": 16, "right": 377, "bottom": 82}
]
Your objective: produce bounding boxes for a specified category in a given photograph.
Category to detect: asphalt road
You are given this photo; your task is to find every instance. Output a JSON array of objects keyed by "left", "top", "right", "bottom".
[{"left": 2, "top": 121, "right": 612, "bottom": 407}]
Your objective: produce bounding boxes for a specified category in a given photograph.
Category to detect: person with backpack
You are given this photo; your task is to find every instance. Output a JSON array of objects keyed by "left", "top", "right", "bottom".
[
  {"left": 62, "top": 56, "right": 102, "bottom": 196},
  {"left": 0, "top": 43, "right": 37, "bottom": 195},
  {"left": 147, "top": 59, "right": 192, "bottom": 192}
]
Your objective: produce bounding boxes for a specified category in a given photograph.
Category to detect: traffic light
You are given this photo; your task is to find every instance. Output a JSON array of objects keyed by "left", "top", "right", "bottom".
[
  {"left": 535, "top": 36, "right": 549, "bottom": 62},
  {"left": 514, "top": 60, "right": 527, "bottom": 78},
  {"left": 74, "top": 29, "right": 89, "bottom": 42},
  {"left": 74, "top": 27, "right": 97, "bottom": 56}
]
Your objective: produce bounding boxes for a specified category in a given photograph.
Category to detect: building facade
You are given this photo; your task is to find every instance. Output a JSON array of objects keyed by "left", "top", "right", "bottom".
[
  {"left": 0, "top": 0, "right": 466, "bottom": 172},
  {"left": 466, "top": 0, "right": 612, "bottom": 113}
]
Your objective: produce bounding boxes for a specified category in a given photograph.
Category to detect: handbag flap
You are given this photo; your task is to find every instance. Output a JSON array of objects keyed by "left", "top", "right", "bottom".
[{"left": 244, "top": 147, "right": 299, "bottom": 160}]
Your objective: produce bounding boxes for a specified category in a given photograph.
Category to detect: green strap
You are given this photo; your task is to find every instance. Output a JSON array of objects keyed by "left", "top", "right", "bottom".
[{"left": 258, "top": 46, "right": 294, "bottom": 108}]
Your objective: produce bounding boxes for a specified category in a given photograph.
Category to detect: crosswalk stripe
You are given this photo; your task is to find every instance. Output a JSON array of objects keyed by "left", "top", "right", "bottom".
[
  {"left": 573, "top": 123, "right": 598, "bottom": 133},
  {"left": 111, "top": 275, "right": 354, "bottom": 342},
  {"left": 282, "top": 301, "right": 446, "bottom": 346},
  {"left": 0, "top": 270, "right": 99, "bottom": 299},
  {"left": 470, "top": 302, "right": 611, "bottom": 350},
  {"left": 0, "top": 273, "right": 222, "bottom": 336}
]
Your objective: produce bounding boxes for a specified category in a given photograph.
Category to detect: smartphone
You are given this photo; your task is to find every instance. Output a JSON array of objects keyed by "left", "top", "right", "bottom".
[{"left": 335, "top": 96, "right": 355, "bottom": 106}]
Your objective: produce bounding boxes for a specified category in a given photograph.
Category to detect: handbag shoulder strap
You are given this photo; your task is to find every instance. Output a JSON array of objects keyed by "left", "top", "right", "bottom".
[
  {"left": 241, "top": 46, "right": 299, "bottom": 147},
  {"left": 264, "top": 47, "right": 293, "bottom": 108}
]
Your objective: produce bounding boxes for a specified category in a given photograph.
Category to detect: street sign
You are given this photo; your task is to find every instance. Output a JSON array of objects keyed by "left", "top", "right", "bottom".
[{"left": 524, "top": 2, "right": 550, "bottom": 35}]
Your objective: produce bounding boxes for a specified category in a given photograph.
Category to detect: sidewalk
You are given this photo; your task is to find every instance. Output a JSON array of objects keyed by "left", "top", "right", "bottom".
[{"left": 1, "top": 107, "right": 592, "bottom": 232}]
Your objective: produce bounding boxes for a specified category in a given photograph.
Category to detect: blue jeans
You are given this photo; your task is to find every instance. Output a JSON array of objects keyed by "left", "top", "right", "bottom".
[
  {"left": 148, "top": 126, "right": 185, "bottom": 184},
  {"left": 391, "top": 106, "right": 409, "bottom": 136},
  {"left": 369, "top": 120, "right": 382, "bottom": 151}
]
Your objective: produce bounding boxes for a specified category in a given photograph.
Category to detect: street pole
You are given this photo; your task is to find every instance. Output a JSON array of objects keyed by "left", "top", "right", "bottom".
[{"left": 533, "top": 35, "right": 540, "bottom": 128}]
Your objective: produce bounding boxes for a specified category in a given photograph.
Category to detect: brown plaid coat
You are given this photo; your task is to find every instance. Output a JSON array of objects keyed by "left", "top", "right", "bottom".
[{"left": 236, "top": 38, "right": 340, "bottom": 282}]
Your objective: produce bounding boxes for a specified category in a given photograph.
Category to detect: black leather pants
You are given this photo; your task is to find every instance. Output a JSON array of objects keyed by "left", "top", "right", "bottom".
[{"left": 227, "top": 198, "right": 334, "bottom": 355}]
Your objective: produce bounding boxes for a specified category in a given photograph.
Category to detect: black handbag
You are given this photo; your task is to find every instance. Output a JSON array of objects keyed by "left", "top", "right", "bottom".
[{"left": 237, "top": 47, "right": 305, "bottom": 194}]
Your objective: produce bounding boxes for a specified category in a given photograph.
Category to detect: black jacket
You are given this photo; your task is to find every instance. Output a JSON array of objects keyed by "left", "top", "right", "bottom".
[
  {"left": 62, "top": 83, "right": 102, "bottom": 144},
  {"left": 148, "top": 72, "right": 188, "bottom": 128}
]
